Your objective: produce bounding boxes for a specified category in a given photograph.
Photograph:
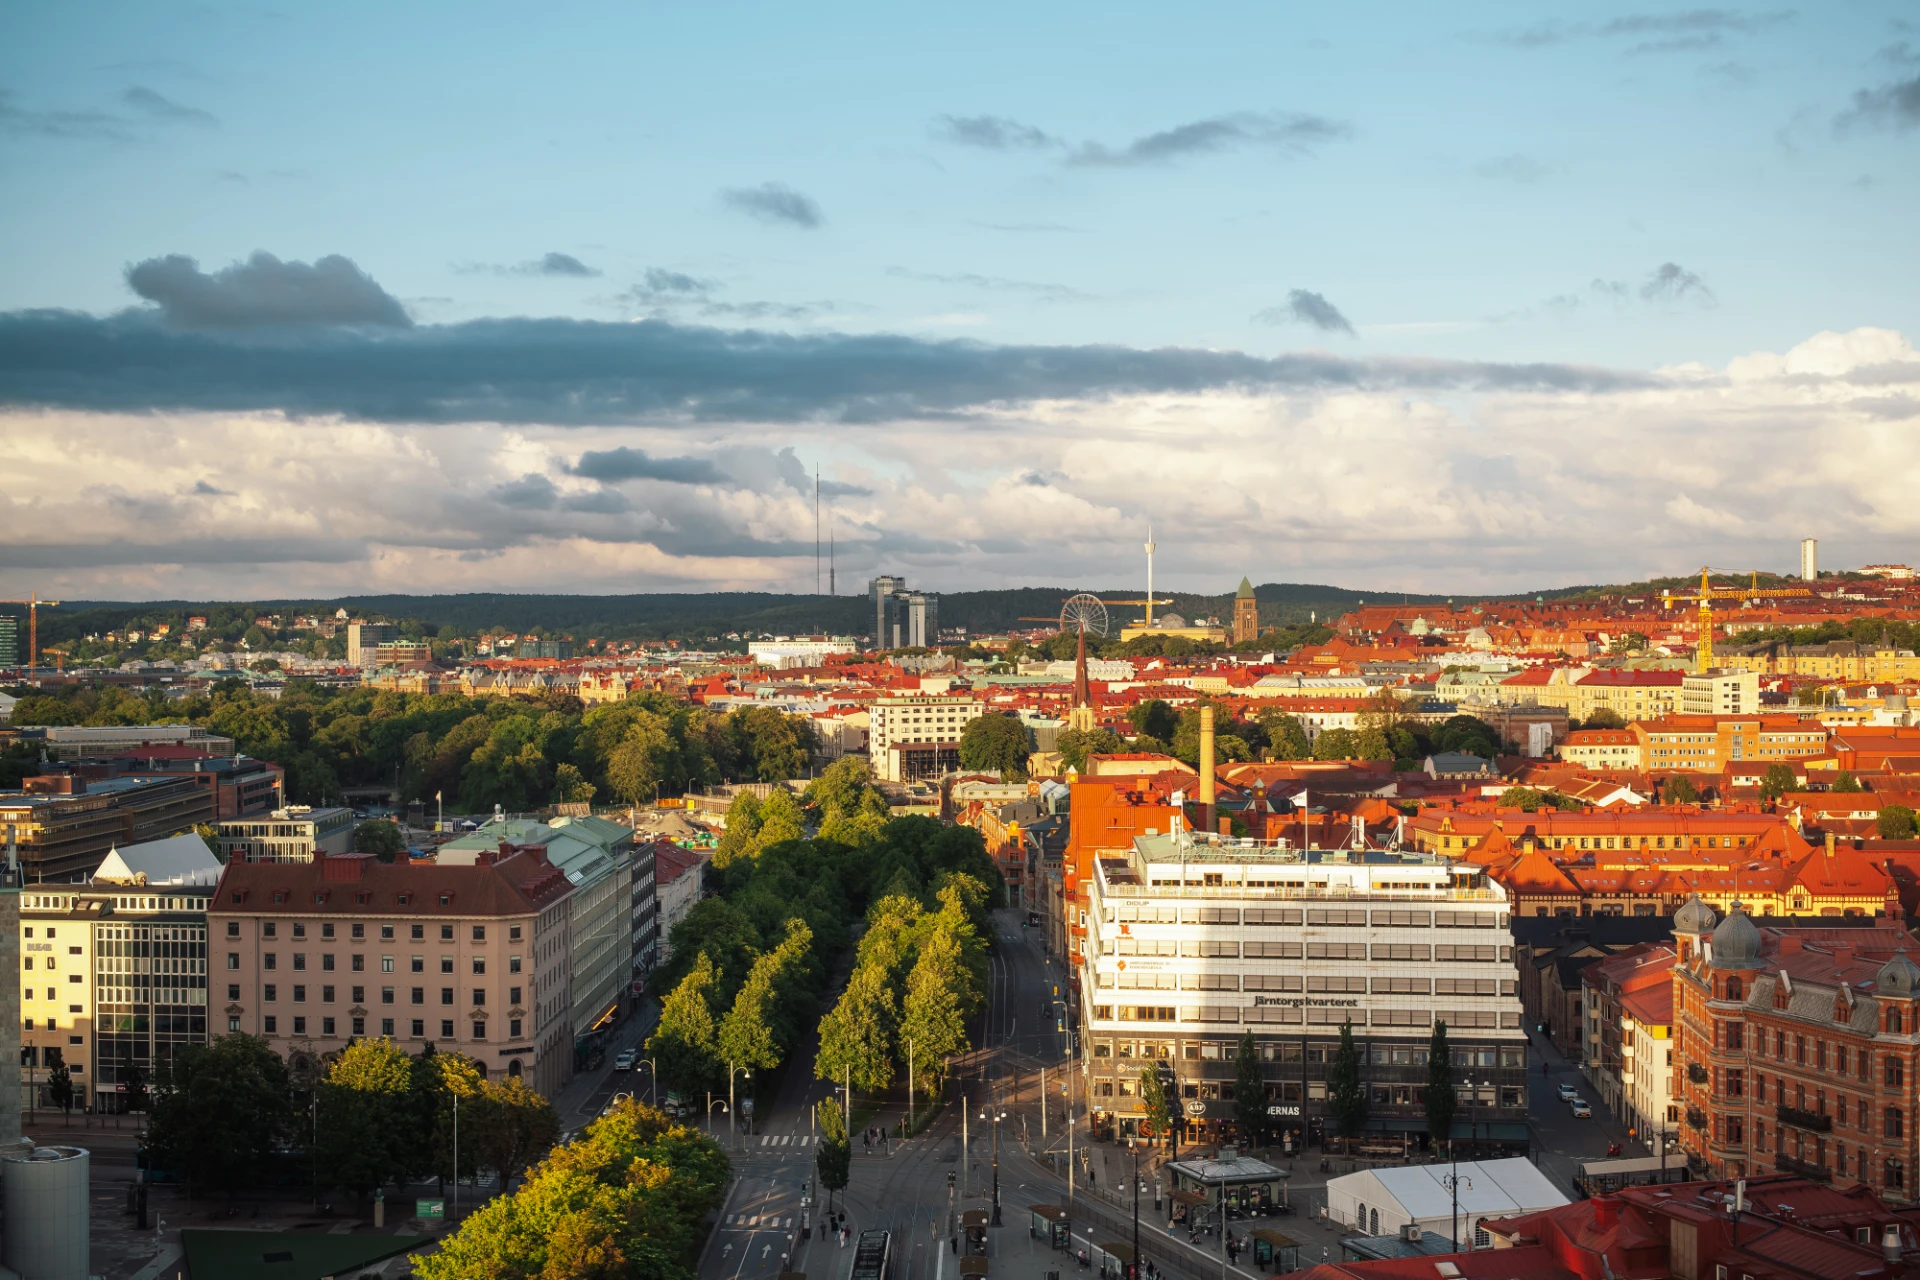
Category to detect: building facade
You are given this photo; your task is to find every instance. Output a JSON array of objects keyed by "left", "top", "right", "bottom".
[
  {"left": 1234, "top": 579, "right": 1259, "bottom": 645},
  {"left": 1079, "top": 832, "right": 1529, "bottom": 1153},
  {"left": 0, "top": 775, "right": 216, "bottom": 882},
  {"left": 217, "top": 805, "right": 355, "bottom": 863},
  {"left": 1680, "top": 671, "right": 1761, "bottom": 717},
  {"left": 345, "top": 622, "right": 395, "bottom": 667},
  {"left": 209, "top": 850, "right": 575, "bottom": 1097},
  {"left": 1672, "top": 897, "right": 1920, "bottom": 1198},
  {"left": 868, "top": 694, "right": 984, "bottom": 781},
  {"left": 1632, "top": 716, "right": 1829, "bottom": 772}
]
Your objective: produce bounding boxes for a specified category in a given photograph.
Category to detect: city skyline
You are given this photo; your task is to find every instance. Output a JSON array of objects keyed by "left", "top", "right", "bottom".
[{"left": 3, "top": 2, "right": 1918, "bottom": 600}]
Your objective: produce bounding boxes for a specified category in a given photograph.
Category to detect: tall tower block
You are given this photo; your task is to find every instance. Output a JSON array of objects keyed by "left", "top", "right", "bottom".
[
  {"left": 1233, "top": 577, "right": 1258, "bottom": 645},
  {"left": 1800, "top": 538, "right": 1818, "bottom": 582}
]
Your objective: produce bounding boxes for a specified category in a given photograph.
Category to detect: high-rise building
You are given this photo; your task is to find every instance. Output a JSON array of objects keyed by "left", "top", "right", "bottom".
[
  {"left": 1233, "top": 577, "right": 1259, "bottom": 645},
  {"left": 1079, "top": 831, "right": 1529, "bottom": 1153},
  {"left": 869, "top": 575, "right": 907, "bottom": 645},
  {"left": 0, "top": 615, "right": 18, "bottom": 668},
  {"left": 868, "top": 694, "right": 983, "bottom": 780},
  {"left": 1801, "top": 538, "right": 1819, "bottom": 582},
  {"left": 346, "top": 621, "right": 395, "bottom": 667},
  {"left": 867, "top": 576, "right": 938, "bottom": 649}
]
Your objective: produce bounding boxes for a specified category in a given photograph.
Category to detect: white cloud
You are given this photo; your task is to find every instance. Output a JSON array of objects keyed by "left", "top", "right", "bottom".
[{"left": 4, "top": 328, "right": 1918, "bottom": 599}]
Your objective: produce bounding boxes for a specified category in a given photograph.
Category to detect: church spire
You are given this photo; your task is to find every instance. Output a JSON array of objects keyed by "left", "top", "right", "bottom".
[{"left": 1069, "top": 621, "right": 1095, "bottom": 732}]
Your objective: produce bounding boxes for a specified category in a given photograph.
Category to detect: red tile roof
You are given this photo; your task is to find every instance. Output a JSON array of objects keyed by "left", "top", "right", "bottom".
[{"left": 210, "top": 848, "right": 572, "bottom": 917}]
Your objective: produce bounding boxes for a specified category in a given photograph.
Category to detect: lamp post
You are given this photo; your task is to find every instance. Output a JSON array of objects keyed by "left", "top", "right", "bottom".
[
  {"left": 1128, "top": 1135, "right": 1142, "bottom": 1280},
  {"left": 633, "top": 1058, "right": 659, "bottom": 1108},
  {"left": 452, "top": 1089, "right": 460, "bottom": 1224},
  {"left": 981, "top": 1104, "right": 1007, "bottom": 1225},
  {"left": 1442, "top": 1173, "right": 1471, "bottom": 1252},
  {"left": 707, "top": 1097, "right": 729, "bottom": 1140}
]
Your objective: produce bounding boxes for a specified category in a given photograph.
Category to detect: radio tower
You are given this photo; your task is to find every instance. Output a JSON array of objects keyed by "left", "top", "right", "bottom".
[
  {"left": 814, "top": 468, "right": 821, "bottom": 595},
  {"left": 1144, "top": 524, "right": 1157, "bottom": 628},
  {"left": 829, "top": 522, "right": 836, "bottom": 597}
]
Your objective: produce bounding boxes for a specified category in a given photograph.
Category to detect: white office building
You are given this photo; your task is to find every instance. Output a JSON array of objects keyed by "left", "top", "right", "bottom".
[
  {"left": 1079, "top": 831, "right": 1530, "bottom": 1154},
  {"left": 867, "top": 694, "right": 984, "bottom": 782}
]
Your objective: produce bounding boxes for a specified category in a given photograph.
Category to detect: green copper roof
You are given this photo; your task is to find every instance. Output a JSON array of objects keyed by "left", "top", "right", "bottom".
[{"left": 1236, "top": 577, "right": 1255, "bottom": 598}]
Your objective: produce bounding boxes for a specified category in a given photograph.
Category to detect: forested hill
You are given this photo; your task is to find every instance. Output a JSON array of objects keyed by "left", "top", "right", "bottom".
[{"left": 42, "top": 580, "right": 1597, "bottom": 643}]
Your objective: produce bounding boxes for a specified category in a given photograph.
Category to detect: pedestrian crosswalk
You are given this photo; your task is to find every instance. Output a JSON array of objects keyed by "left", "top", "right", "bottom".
[
  {"left": 725, "top": 1214, "right": 796, "bottom": 1228},
  {"left": 756, "top": 1134, "right": 819, "bottom": 1147}
]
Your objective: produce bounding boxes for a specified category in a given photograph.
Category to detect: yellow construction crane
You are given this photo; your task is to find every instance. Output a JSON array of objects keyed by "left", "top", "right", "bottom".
[
  {"left": 0, "top": 591, "right": 60, "bottom": 671},
  {"left": 1661, "top": 568, "right": 1809, "bottom": 673}
]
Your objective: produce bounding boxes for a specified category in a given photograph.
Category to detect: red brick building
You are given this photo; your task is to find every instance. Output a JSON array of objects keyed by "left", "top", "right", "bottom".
[{"left": 1673, "top": 895, "right": 1920, "bottom": 1197}]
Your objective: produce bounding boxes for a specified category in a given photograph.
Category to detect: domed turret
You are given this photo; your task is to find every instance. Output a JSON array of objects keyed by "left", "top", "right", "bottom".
[
  {"left": 1877, "top": 952, "right": 1920, "bottom": 997},
  {"left": 1710, "top": 905, "right": 1761, "bottom": 970},
  {"left": 1674, "top": 894, "right": 1718, "bottom": 936}
]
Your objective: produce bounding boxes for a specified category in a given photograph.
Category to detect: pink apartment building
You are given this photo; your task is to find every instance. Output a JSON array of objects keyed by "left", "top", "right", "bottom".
[{"left": 208, "top": 846, "right": 575, "bottom": 1098}]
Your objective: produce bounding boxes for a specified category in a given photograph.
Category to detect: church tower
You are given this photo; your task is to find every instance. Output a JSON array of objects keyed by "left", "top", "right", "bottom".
[
  {"left": 1067, "top": 623, "right": 1096, "bottom": 732},
  {"left": 1233, "top": 577, "right": 1258, "bottom": 645}
]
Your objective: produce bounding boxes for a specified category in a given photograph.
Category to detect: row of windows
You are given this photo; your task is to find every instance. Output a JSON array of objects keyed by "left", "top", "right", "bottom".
[
  {"left": 1101, "top": 972, "right": 1511, "bottom": 995},
  {"left": 1095, "top": 1040, "right": 1524, "bottom": 1068},
  {"left": 1109, "top": 906, "right": 1502, "bottom": 928},
  {"left": 225, "top": 953, "right": 523, "bottom": 975},
  {"left": 245, "top": 1014, "right": 525, "bottom": 1040},
  {"left": 229, "top": 920, "right": 518, "bottom": 943},
  {"left": 1106, "top": 939, "right": 1511, "bottom": 963},
  {"left": 235, "top": 983, "right": 524, "bottom": 1007}
]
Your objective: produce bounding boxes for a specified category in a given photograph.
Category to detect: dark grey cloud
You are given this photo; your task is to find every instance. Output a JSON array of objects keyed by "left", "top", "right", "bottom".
[
  {"left": 0, "top": 304, "right": 1663, "bottom": 428},
  {"left": 490, "top": 473, "right": 635, "bottom": 514},
  {"left": 0, "top": 89, "right": 132, "bottom": 141},
  {"left": 771, "top": 447, "right": 874, "bottom": 497},
  {"left": 524, "top": 252, "right": 599, "bottom": 277},
  {"left": 125, "top": 251, "right": 412, "bottom": 329},
  {"left": 720, "top": 182, "right": 822, "bottom": 228},
  {"left": 932, "top": 114, "right": 1059, "bottom": 149},
  {"left": 619, "top": 268, "right": 831, "bottom": 322},
  {"left": 191, "top": 479, "right": 232, "bottom": 496},
  {"left": 885, "top": 266, "right": 1093, "bottom": 303},
  {"left": 1836, "top": 72, "right": 1920, "bottom": 133},
  {"left": 1067, "top": 112, "right": 1348, "bottom": 166},
  {"left": 1253, "top": 289, "right": 1356, "bottom": 335},
  {"left": 569, "top": 446, "right": 728, "bottom": 485},
  {"left": 123, "top": 86, "right": 216, "bottom": 127},
  {"left": 635, "top": 268, "right": 716, "bottom": 297},
  {"left": 3, "top": 537, "right": 366, "bottom": 569},
  {"left": 1499, "top": 10, "right": 1794, "bottom": 50},
  {"left": 1640, "top": 261, "right": 1714, "bottom": 304}
]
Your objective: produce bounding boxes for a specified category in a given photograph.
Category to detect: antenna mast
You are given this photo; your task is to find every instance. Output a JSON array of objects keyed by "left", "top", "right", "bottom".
[
  {"left": 1144, "top": 524, "right": 1157, "bottom": 628},
  {"left": 814, "top": 468, "right": 821, "bottom": 595}
]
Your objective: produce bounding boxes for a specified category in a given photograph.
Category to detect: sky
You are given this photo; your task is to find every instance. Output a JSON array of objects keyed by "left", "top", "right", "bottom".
[{"left": 2, "top": 1, "right": 1918, "bottom": 602}]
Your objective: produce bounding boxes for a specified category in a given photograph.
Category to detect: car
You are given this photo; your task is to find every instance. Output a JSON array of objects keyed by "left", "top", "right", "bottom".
[
  {"left": 1570, "top": 1101, "right": 1593, "bottom": 1118},
  {"left": 1557, "top": 1083, "right": 1578, "bottom": 1101},
  {"left": 614, "top": 1050, "right": 637, "bottom": 1072}
]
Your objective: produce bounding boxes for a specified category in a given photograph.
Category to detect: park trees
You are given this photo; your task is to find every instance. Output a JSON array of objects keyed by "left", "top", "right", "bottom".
[
  {"left": 959, "top": 713, "right": 1033, "bottom": 780},
  {"left": 142, "top": 1033, "right": 294, "bottom": 1197},
  {"left": 1426, "top": 1021, "right": 1458, "bottom": 1155},
  {"left": 649, "top": 954, "right": 722, "bottom": 1096},
  {"left": 1760, "top": 762, "right": 1798, "bottom": 805},
  {"left": 815, "top": 1097, "right": 852, "bottom": 1211},
  {"left": 1328, "top": 1020, "right": 1369, "bottom": 1141},
  {"left": 314, "top": 1037, "right": 418, "bottom": 1199}
]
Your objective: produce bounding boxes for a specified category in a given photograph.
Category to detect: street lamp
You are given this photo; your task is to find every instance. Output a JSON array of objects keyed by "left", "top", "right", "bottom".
[
  {"left": 1442, "top": 1173, "right": 1472, "bottom": 1252},
  {"left": 981, "top": 1105, "right": 1007, "bottom": 1225},
  {"left": 631, "top": 1058, "right": 659, "bottom": 1108},
  {"left": 1128, "top": 1135, "right": 1143, "bottom": 1280},
  {"left": 706, "top": 1097, "right": 729, "bottom": 1139}
]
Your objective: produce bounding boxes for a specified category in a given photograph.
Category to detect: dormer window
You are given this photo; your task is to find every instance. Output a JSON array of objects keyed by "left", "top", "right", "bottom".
[
  {"left": 1773, "top": 986, "right": 1790, "bottom": 1010},
  {"left": 439, "top": 894, "right": 452, "bottom": 907},
  {"left": 1726, "top": 978, "right": 1743, "bottom": 1001},
  {"left": 397, "top": 894, "right": 411, "bottom": 906},
  {"left": 1889, "top": 1008, "right": 1906, "bottom": 1035}
]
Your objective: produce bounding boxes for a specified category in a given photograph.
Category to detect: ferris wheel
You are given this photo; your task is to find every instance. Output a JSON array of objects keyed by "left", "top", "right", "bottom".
[{"left": 1059, "top": 593, "right": 1111, "bottom": 638}]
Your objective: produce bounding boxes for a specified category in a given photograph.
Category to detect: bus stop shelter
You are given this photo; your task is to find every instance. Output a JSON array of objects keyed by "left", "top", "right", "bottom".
[
  {"left": 1248, "top": 1229, "right": 1301, "bottom": 1274},
  {"left": 1030, "top": 1204, "right": 1071, "bottom": 1250},
  {"left": 1093, "top": 1241, "right": 1134, "bottom": 1280}
]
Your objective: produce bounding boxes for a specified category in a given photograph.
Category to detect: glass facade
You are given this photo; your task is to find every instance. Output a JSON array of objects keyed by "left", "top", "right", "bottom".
[{"left": 93, "top": 919, "right": 208, "bottom": 1110}]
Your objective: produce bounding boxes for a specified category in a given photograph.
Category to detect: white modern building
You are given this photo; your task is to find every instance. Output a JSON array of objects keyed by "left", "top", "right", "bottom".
[
  {"left": 217, "top": 806, "right": 355, "bottom": 863},
  {"left": 1801, "top": 538, "right": 1818, "bottom": 582},
  {"left": 1679, "top": 669, "right": 1759, "bottom": 716},
  {"left": 747, "top": 638, "right": 858, "bottom": 669},
  {"left": 1327, "top": 1158, "right": 1567, "bottom": 1243},
  {"left": 868, "top": 694, "right": 984, "bottom": 782},
  {"left": 1079, "top": 831, "right": 1530, "bottom": 1153}
]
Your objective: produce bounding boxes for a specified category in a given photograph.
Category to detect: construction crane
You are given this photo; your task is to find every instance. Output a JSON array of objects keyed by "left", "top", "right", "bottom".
[
  {"left": 0, "top": 591, "right": 60, "bottom": 671},
  {"left": 1661, "top": 568, "right": 1809, "bottom": 673}
]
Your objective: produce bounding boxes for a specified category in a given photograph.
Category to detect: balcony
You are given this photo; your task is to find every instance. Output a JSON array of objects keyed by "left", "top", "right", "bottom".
[
  {"left": 1688, "top": 1063, "right": 1709, "bottom": 1085},
  {"left": 1687, "top": 1107, "right": 1708, "bottom": 1131},
  {"left": 1776, "top": 1105, "right": 1833, "bottom": 1133},
  {"left": 1775, "top": 1153, "right": 1833, "bottom": 1182}
]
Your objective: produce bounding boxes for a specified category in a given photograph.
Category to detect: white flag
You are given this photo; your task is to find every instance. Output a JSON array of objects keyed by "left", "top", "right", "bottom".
[{"left": 1289, "top": 790, "right": 1309, "bottom": 806}]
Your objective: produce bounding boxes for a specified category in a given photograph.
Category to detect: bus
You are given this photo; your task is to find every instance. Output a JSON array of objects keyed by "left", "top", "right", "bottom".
[{"left": 852, "top": 1230, "right": 892, "bottom": 1280}]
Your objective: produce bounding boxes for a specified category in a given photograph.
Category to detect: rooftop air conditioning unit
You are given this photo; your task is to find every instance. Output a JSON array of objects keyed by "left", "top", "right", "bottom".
[{"left": 1401, "top": 1224, "right": 1423, "bottom": 1243}]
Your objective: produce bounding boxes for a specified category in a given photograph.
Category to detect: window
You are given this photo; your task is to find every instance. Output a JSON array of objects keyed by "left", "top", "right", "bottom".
[
  {"left": 1890, "top": 1009, "right": 1906, "bottom": 1034},
  {"left": 352, "top": 954, "right": 365, "bottom": 972},
  {"left": 441, "top": 987, "right": 454, "bottom": 1005},
  {"left": 472, "top": 958, "right": 486, "bottom": 975},
  {"left": 381, "top": 987, "right": 395, "bottom": 1004},
  {"left": 473, "top": 925, "right": 486, "bottom": 942},
  {"left": 1890, "top": 1059, "right": 1905, "bottom": 1088},
  {"left": 410, "top": 925, "right": 423, "bottom": 941},
  {"left": 351, "top": 985, "right": 365, "bottom": 1003},
  {"left": 381, "top": 956, "right": 394, "bottom": 972},
  {"left": 292, "top": 953, "right": 306, "bottom": 971},
  {"left": 1887, "top": 1107, "right": 1904, "bottom": 1139},
  {"left": 322, "top": 923, "right": 335, "bottom": 940},
  {"left": 322, "top": 1017, "right": 336, "bottom": 1036},
  {"left": 509, "top": 925, "right": 522, "bottom": 942},
  {"left": 441, "top": 924, "right": 454, "bottom": 941},
  {"left": 381, "top": 925, "right": 394, "bottom": 941},
  {"left": 264, "top": 984, "right": 278, "bottom": 1001},
  {"left": 509, "top": 956, "right": 523, "bottom": 974},
  {"left": 472, "top": 988, "right": 486, "bottom": 1006},
  {"left": 382, "top": 1018, "right": 395, "bottom": 1036},
  {"left": 440, "top": 1019, "right": 454, "bottom": 1038},
  {"left": 411, "top": 957, "right": 424, "bottom": 973},
  {"left": 264, "top": 953, "right": 277, "bottom": 971},
  {"left": 322, "top": 954, "right": 335, "bottom": 972},
  {"left": 293, "top": 923, "right": 306, "bottom": 939},
  {"left": 263, "top": 923, "right": 277, "bottom": 938},
  {"left": 227, "top": 984, "right": 240, "bottom": 1001},
  {"left": 226, "top": 921, "right": 240, "bottom": 937},
  {"left": 264, "top": 1016, "right": 277, "bottom": 1033},
  {"left": 472, "top": 1021, "right": 486, "bottom": 1040},
  {"left": 292, "top": 1016, "right": 307, "bottom": 1034},
  {"left": 226, "top": 953, "right": 239, "bottom": 970},
  {"left": 441, "top": 957, "right": 453, "bottom": 974},
  {"left": 411, "top": 1019, "right": 425, "bottom": 1037},
  {"left": 293, "top": 985, "right": 306, "bottom": 1003},
  {"left": 509, "top": 986, "right": 522, "bottom": 1005},
  {"left": 352, "top": 924, "right": 365, "bottom": 940},
  {"left": 510, "top": 1018, "right": 523, "bottom": 1038},
  {"left": 411, "top": 988, "right": 424, "bottom": 1005},
  {"left": 322, "top": 985, "right": 335, "bottom": 1003},
  {"left": 229, "top": 1017, "right": 242, "bottom": 1032}
]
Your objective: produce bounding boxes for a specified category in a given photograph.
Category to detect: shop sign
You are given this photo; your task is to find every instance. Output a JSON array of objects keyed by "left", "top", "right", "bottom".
[
  {"left": 1266, "top": 1104, "right": 1300, "bottom": 1117},
  {"left": 1183, "top": 1100, "right": 1207, "bottom": 1117},
  {"left": 1251, "top": 996, "right": 1358, "bottom": 1009}
]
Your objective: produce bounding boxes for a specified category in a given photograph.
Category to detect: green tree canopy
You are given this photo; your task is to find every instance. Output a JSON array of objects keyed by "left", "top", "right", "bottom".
[
  {"left": 142, "top": 1033, "right": 294, "bottom": 1197},
  {"left": 1258, "top": 710, "right": 1311, "bottom": 761},
  {"left": 1880, "top": 804, "right": 1918, "bottom": 840},
  {"left": 1138, "top": 1063, "right": 1172, "bottom": 1149},
  {"left": 1055, "top": 726, "right": 1123, "bottom": 772},
  {"left": 1313, "top": 727, "right": 1359, "bottom": 761},
  {"left": 1833, "top": 770, "right": 1864, "bottom": 793},
  {"left": 1232, "top": 1032, "right": 1265, "bottom": 1145},
  {"left": 314, "top": 1037, "right": 418, "bottom": 1198},
  {"left": 959, "top": 713, "right": 1033, "bottom": 780},
  {"left": 1760, "top": 762, "right": 1798, "bottom": 804},
  {"left": 1666, "top": 774, "right": 1700, "bottom": 805},
  {"left": 1327, "top": 1020, "right": 1368, "bottom": 1139},
  {"left": 1426, "top": 1021, "right": 1458, "bottom": 1153},
  {"left": 648, "top": 953, "right": 721, "bottom": 1096},
  {"left": 814, "top": 966, "right": 897, "bottom": 1094},
  {"left": 353, "top": 818, "right": 406, "bottom": 859},
  {"left": 815, "top": 1097, "right": 852, "bottom": 1210},
  {"left": 1128, "top": 699, "right": 1178, "bottom": 742}
]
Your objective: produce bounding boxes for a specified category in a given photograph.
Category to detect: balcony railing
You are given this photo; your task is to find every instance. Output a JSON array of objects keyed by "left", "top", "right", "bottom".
[
  {"left": 1775, "top": 1153, "right": 1833, "bottom": 1182},
  {"left": 1688, "top": 1063, "right": 1709, "bottom": 1085},
  {"left": 1687, "top": 1107, "right": 1708, "bottom": 1130},
  {"left": 1776, "top": 1105, "right": 1833, "bottom": 1133}
]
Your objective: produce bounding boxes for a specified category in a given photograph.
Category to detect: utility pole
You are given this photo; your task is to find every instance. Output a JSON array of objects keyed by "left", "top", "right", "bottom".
[
  {"left": 452, "top": 1090, "right": 460, "bottom": 1224},
  {"left": 962, "top": 1100, "right": 969, "bottom": 1201}
]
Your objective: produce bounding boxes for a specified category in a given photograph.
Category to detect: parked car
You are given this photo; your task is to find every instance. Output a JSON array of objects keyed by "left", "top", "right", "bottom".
[
  {"left": 614, "top": 1050, "right": 637, "bottom": 1072},
  {"left": 1557, "top": 1083, "right": 1578, "bottom": 1101},
  {"left": 1570, "top": 1100, "right": 1593, "bottom": 1118}
]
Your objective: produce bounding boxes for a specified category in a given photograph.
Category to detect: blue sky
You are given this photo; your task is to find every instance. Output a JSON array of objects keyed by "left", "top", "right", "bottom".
[{"left": 3, "top": 3, "right": 1918, "bottom": 599}]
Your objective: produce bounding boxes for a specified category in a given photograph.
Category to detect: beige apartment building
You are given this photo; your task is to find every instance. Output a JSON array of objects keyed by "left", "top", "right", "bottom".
[
  {"left": 1630, "top": 715, "right": 1828, "bottom": 772},
  {"left": 209, "top": 848, "right": 575, "bottom": 1097},
  {"left": 868, "top": 694, "right": 984, "bottom": 782}
]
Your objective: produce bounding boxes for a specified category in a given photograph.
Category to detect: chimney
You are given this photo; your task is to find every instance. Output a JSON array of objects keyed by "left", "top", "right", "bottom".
[
  {"left": 1885, "top": 1225, "right": 1902, "bottom": 1263},
  {"left": 1825, "top": 831, "right": 1837, "bottom": 860},
  {"left": 1199, "top": 707, "right": 1216, "bottom": 832},
  {"left": 1591, "top": 1196, "right": 1620, "bottom": 1232}
]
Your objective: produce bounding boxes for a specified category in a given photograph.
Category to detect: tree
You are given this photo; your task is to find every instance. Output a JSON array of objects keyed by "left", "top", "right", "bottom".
[
  {"left": 815, "top": 1097, "right": 852, "bottom": 1211},
  {"left": 1833, "top": 770, "right": 1864, "bottom": 794},
  {"left": 959, "top": 714, "right": 1032, "bottom": 780},
  {"left": 815, "top": 966, "right": 896, "bottom": 1094},
  {"left": 607, "top": 714, "right": 674, "bottom": 805},
  {"left": 47, "top": 1062, "right": 74, "bottom": 1117},
  {"left": 1259, "top": 710, "right": 1312, "bottom": 761},
  {"left": 1137, "top": 1064, "right": 1172, "bottom": 1151},
  {"left": 1760, "top": 763, "right": 1797, "bottom": 805},
  {"left": 717, "top": 965, "right": 782, "bottom": 1083},
  {"left": 552, "top": 762, "right": 597, "bottom": 804},
  {"left": 1313, "top": 727, "right": 1359, "bottom": 761},
  {"left": 1880, "top": 804, "right": 1918, "bottom": 840},
  {"left": 354, "top": 818, "right": 406, "bottom": 860},
  {"left": 753, "top": 786, "right": 806, "bottom": 849},
  {"left": 1499, "top": 787, "right": 1543, "bottom": 813},
  {"left": 1232, "top": 1032, "right": 1265, "bottom": 1146},
  {"left": 1055, "top": 726, "right": 1123, "bottom": 772},
  {"left": 1666, "top": 775, "right": 1700, "bottom": 805},
  {"left": 142, "top": 1033, "right": 294, "bottom": 1197},
  {"left": 465, "top": 1075, "right": 561, "bottom": 1192},
  {"left": 1583, "top": 707, "right": 1627, "bottom": 730},
  {"left": 121, "top": 1049, "right": 149, "bottom": 1114},
  {"left": 898, "top": 925, "right": 970, "bottom": 1099},
  {"left": 1425, "top": 1021, "right": 1458, "bottom": 1155},
  {"left": 315, "top": 1037, "right": 419, "bottom": 1199},
  {"left": 649, "top": 954, "right": 721, "bottom": 1096},
  {"left": 1128, "top": 699, "right": 1179, "bottom": 742},
  {"left": 1327, "top": 1020, "right": 1368, "bottom": 1140}
]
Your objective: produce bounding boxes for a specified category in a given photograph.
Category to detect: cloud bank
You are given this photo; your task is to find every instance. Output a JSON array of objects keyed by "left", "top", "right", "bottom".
[{"left": 124, "top": 251, "right": 412, "bottom": 328}]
